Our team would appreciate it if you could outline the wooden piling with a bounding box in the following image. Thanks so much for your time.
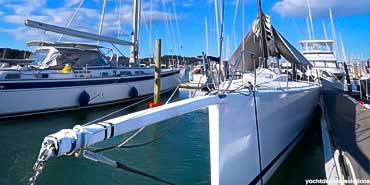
[154,39,161,105]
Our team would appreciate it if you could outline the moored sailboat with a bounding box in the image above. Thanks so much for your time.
[30,1,320,184]
[0,1,181,118]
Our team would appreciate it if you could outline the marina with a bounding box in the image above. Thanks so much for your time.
[0,90,325,185]
[0,0,369,185]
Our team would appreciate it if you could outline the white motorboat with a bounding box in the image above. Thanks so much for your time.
[0,1,182,118]
[31,1,320,184]
[300,40,345,78]
[299,40,350,90]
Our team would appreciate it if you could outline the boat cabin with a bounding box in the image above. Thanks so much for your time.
[0,41,159,81]
[29,47,110,70]
[299,40,338,69]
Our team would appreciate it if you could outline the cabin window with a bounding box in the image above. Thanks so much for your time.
[29,49,50,66]
[101,72,109,77]
[4,73,20,79]
[134,71,144,75]
[55,49,109,68]
[120,71,132,76]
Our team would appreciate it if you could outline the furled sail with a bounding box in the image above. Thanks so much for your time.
[229,12,312,72]
[272,27,312,66]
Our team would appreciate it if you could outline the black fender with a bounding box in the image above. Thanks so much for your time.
[79,90,90,106]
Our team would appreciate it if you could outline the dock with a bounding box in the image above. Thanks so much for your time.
[322,92,370,181]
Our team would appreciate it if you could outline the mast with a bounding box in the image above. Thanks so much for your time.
[214,0,220,54]
[149,0,153,60]
[306,17,312,40]
[205,17,209,54]
[97,0,107,46]
[322,21,328,40]
[329,8,339,58]
[257,0,268,67]
[241,0,245,71]
[58,0,85,42]
[340,34,348,64]
[218,0,225,80]
[130,0,141,66]
[306,0,315,39]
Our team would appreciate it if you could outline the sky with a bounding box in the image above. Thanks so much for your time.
[0,0,369,60]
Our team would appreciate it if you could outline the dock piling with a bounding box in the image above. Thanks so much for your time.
[154,39,161,105]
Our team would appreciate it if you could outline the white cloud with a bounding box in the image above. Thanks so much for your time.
[273,0,370,17]
[0,0,181,42]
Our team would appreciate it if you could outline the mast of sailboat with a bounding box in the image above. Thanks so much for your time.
[306,0,315,39]
[130,0,141,66]
[329,8,339,59]
[58,0,85,42]
[306,17,312,40]
[322,21,328,40]
[205,17,209,54]
[257,0,268,68]
[214,0,220,54]
[218,0,226,80]
[241,0,245,72]
[340,34,348,64]
[97,0,107,46]
[322,21,330,51]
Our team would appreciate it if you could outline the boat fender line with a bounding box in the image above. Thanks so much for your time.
[79,90,90,106]
[129,86,139,98]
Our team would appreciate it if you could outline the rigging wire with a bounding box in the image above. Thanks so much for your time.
[58,0,85,41]
[167,2,178,54]
[82,95,154,126]
[84,87,183,184]
[232,0,239,31]
[252,56,264,185]
[88,85,182,152]
[89,115,181,152]
[171,1,183,50]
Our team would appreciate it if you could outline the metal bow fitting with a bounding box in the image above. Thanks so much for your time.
[29,140,56,185]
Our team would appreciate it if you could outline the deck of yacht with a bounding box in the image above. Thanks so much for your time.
[323,92,370,180]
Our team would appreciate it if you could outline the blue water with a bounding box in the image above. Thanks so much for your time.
[0,90,324,185]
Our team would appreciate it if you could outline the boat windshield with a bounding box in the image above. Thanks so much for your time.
[29,49,50,66]
[301,42,333,53]
[55,48,109,68]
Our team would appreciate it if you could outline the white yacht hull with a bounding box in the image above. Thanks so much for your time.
[38,81,320,185]
[0,71,181,118]
[210,85,320,184]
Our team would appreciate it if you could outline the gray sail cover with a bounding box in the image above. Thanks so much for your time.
[229,15,312,71]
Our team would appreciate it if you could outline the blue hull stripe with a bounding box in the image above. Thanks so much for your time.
[0,71,179,90]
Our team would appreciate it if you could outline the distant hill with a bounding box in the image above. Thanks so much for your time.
[140,55,201,66]
[0,48,31,59]
[109,54,201,67]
